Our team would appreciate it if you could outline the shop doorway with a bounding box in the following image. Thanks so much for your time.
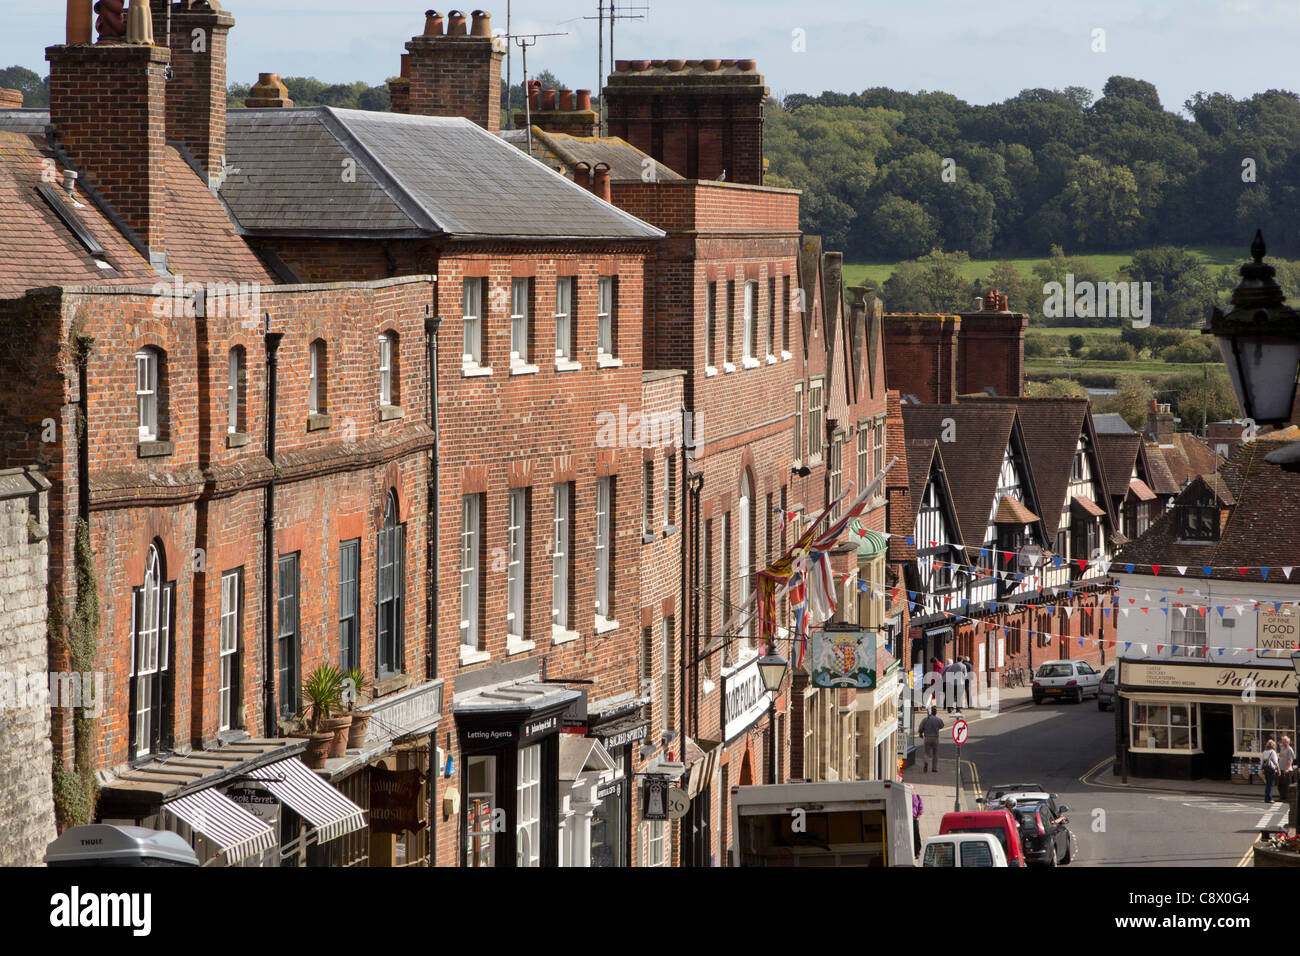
[1202,705,1233,781]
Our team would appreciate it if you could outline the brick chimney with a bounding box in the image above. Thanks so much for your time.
[957,288,1028,398]
[515,86,599,138]
[149,1,235,183]
[604,59,767,184]
[47,0,170,264]
[881,312,962,404]
[0,88,23,109]
[1147,400,1176,444]
[404,9,506,133]
[389,54,412,114]
[244,73,294,108]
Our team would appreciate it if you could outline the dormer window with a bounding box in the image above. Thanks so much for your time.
[1176,502,1219,541]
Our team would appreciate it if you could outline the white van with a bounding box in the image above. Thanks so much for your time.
[920,833,1008,867]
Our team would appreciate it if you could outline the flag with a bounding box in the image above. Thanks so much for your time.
[806,550,837,625]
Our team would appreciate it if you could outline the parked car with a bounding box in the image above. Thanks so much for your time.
[981,782,1045,806]
[1001,791,1072,866]
[1032,659,1102,704]
[938,810,1027,867]
[920,833,1008,867]
[1097,665,1117,710]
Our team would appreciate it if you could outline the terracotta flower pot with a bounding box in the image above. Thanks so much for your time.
[300,732,334,769]
[346,711,372,750]
[322,714,352,758]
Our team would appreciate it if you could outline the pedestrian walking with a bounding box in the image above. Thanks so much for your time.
[962,656,975,707]
[942,659,961,713]
[918,706,944,773]
[1262,739,1280,804]
[1279,736,1295,804]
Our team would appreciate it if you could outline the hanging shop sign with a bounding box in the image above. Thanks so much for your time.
[227,785,279,825]
[810,628,877,689]
[724,657,772,743]
[369,767,425,834]
[642,775,669,821]
[521,714,559,743]
[1257,607,1299,651]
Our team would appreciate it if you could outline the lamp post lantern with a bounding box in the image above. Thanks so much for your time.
[758,646,789,784]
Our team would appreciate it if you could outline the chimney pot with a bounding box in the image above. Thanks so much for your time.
[665,59,686,71]
[68,0,94,44]
[974,297,984,312]
[593,162,611,203]
[446,9,467,35]
[93,0,126,42]
[124,0,155,45]
[400,53,411,78]
[0,88,23,109]
[575,89,591,110]
[541,88,556,110]
[527,82,539,110]
[573,161,592,187]
[423,10,444,36]
[558,89,574,110]
[649,59,665,67]
[614,59,630,72]
[470,9,492,37]
[245,72,294,108]
[737,59,757,71]
[630,60,650,71]
[63,169,78,197]
[720,58,737,67]
[701,59,721,71]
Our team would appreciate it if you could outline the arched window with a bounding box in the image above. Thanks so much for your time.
[377,490,405,677]
[130,543,173,759]
[739,471,753,643]
[227,346,245,434]
[379,332,398,406]
[309,339,327,415]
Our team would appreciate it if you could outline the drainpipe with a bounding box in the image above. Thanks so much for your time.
[425,280,441,868]
[263,325,284,737]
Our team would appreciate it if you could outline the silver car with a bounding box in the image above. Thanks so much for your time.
[1032,659,1102,704]
[1097,665,1117,711]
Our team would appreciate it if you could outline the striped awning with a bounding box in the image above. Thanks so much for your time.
[166,788,276,865]
[247,758,366,843]
[686,738,721,799]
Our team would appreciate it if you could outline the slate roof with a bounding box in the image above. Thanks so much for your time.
[222,108,664,242]
[0,124,274,298]
[901,403,1022,548]
[1141,444,1182,497]
[1096,432,1141,499]
[1093,413,1135,435]
[502,127,684,183]
[1115,436,1300,583]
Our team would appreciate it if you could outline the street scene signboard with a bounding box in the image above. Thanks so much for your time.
[953,719,969,745]
[810,627,877,689]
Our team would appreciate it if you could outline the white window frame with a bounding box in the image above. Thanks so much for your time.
[379,333,394,406]
[510,278,537,374]
[507,487,530,649]
[808,379,824,463]
[460,495,481,651]
[595,477,613,624]
[309,341,322,415]
[723,281,736,373]
[552,483,573,639]
[793,383,804,464]
[1171,607,1208,657]
[136,349,158,442]
[742,280,759,368]
[738,474,752,642]
[133,544,170,757]
[857,421,870,493]
[226,348,241,434]
[766,276,778,363]
[597,276,620,366]
[554,277,578,369]
[516,744,541,867]
[219,569,240,732]
[1234,704,1296,757]
[644,819,667,867]
[1129,700,1201,754]
[720,510,731,661]
[462,278,488,373]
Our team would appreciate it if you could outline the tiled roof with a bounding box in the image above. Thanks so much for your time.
[503,127,684,183]
[1141,444,1182,496]
[904,438,938,520]
[222,108,664,241]
[162,151,277,285]
[1096,432,1141,497]
[1093,412,1136,435]
[1071,494,1105,517]
[901,403,1019,548]
[995,496,1039,524]
[1129,478,1156,502]
[1116,436,1300,582]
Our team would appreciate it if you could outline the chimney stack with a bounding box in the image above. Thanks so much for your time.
[48,1,170,263]
[0,88,23,109]
[389,53,412,113]
[244,73,294,108]
[150,0,236,183]
[514,85,600,138]
[404,8,505,133]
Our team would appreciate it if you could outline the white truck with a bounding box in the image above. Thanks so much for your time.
[730,780,916,867]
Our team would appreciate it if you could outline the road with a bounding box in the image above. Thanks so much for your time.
[950,696,1278,866]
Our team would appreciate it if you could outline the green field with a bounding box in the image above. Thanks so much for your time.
[842,245,1242,289]
[1023,326,1215,388]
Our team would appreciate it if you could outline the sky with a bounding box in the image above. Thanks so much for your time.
[6,1,1300,112]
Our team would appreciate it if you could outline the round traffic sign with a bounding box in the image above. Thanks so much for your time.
[952,718,969,745]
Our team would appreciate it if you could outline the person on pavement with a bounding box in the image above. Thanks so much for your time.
[962,657,975,707]
[1261,739,1280,804]
[1279,736,1295,804]
[942,659,961,713]
[918,706,944,772]
[910,779,923,858]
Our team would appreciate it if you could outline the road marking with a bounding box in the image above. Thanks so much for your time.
[1237,843,1255,867]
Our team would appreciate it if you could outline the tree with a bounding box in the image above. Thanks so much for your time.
[1060,155,1141,247]
[1163,368,1237,431]
[880,250,972,313]
[864,196,936,259]
[1028,378,1089,398]
[1122,247,1219,328]
[1068,334,1085,356]
[0,65,48,107]
[1093,374,1155,430]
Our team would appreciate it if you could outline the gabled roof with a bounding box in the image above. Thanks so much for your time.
[901,403,1022,548]
[1096,432,1141,499]
[1093,413,1135,435]
[502,127,684,184]
[1116,437,1300,582]
[904,438,964,548]
[222,107,664,242]
[0,125,274,298]
[1141,443,1181,496]
[1165,433,1222,486]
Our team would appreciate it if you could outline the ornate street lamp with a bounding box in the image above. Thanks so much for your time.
[1205,231,1300,427]
[758,646,789,784]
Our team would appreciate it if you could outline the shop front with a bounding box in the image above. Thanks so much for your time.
[454,672,581,867]
[560,692,648,867]
[1117,659,1299,782]
[856,663,900,781]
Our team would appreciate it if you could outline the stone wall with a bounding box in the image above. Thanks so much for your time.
[0,466,56,866]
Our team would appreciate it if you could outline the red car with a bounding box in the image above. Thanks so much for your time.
[938,810,1027,867]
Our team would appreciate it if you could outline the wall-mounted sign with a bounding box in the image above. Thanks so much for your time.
[227,785,279,825]
[724,657,772,743]
[1123,661,1297,695]
[599,722,648,750]
[1257,607,1299,651]
[642,775,668,821]
[810,628,877,689]
[665,786,690,820]
[521,715,559,743]
[370,767,425,834]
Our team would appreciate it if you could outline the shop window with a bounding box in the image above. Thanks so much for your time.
[516,744,542,867]
[1130,701,1200,752]
[130,543,174,759]
[218,568,242,732]
[465,755,497,867]
[377,491,405,676]
[1234,705,1296,756]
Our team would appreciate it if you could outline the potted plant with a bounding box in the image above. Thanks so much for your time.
[341,667,372,750]
[299,664,349,766]
[1253,830,1300,867]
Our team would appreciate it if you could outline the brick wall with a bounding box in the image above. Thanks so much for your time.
[0,466,56,866]
[405,34,504,134]
[882,314,961,404]
[151,1,235,182]
[957,311,1028,399]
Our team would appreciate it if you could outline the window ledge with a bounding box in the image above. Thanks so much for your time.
[662,524,678,538]
[705,365,717,378]
[765,354,778,365]
[506,636,536,656]
[781,350,793,361]
[510,362,540,376]
[723,362,737,374]
[555,359,583,372]
[307,413,332,432]
[379,404,404,421]
[594,615,620,635]
[597,354,624,369]
[226,431,250,448]
[371,673,410,699]
[808,454,823,468]
[462,364,494,378]
[138,440,174,459]
[742,356,761,370]
[459,645,490,666]
[552,627,580,646]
